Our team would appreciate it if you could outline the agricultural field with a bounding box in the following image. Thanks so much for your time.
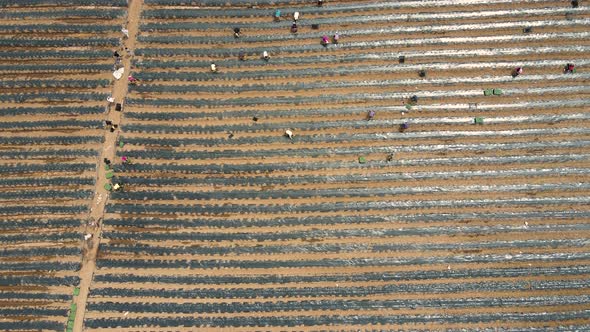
[0,0,127,331]
[1,0,590,331]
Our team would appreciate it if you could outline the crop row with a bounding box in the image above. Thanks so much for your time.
[0,93,107,103]
[101,223,590,243]
[91,278,590,299]
[0,232,82,244]
[131,59,590,82]
[122,113,590,133]
[0,205,87,216]
[0,150,99,160]
[0,163,95,173]
[133,45,590,69]
[119,127,590,148]
[0,63,112,73]
[111,183,590,202]
[101,238,588,256]
[0,50,112,59]
[0,307,67,316]
[0,135,103,145]
[88,295,590,314]
[0,261,80,271]
[129,73,590,95]
[0,79,110,88]
[142,0,538,17]
[0,177,94,188]
[0,24,120,32]
[115,140,590,160]
[113,153,590,174]
[106,196,590,215]
[1,106,104,117]
[0,189,93,200]
[0,275,79,286]
[103,210,590,230]
[0,119,103,129]
[141,6,587,24]
[0,247,80,257]
[0,321,63,332]
[144,0,486,13]
[0,291,70,301]
[138,19,590,45]
[0,37,119,47]
[0,218,83,229]
[0,0,126,7]
[81,310,590,328]
[136,31,590,57]
[122,97,590,121]
[0,9,124,19]
[97,252,590,270]
[127,86,590,107]
[116,167,589,187]
[93,265,590,285]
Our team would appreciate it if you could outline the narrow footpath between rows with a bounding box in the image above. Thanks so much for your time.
[73,1,143,331]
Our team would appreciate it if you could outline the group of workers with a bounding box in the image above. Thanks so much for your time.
[512,64,575,77]
[213,8,341,72]
[207,0,581,163]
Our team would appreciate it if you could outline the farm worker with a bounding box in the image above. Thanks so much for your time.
[285,129,293,140]
[113,183,121,191]
[512,67,523,77]
[121,28,129,38]
[321,35,330,46]
[565,63,575,73]
[333,33,340,43]
[107,96,115,103]
[128,75,137,84]
[367,110,375,120]
[274,9,281,21]
[318,0,324,7]
[233,27,241,38]
[210,63,217,72]
[293,11,299,21]
[263,51,270,61]
[291,23,298,33]
[121,156,129,163]
[238,51,246,61]
[399,122,409,132]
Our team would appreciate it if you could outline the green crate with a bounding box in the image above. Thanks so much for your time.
[358,156,366,164]
[474,117,484,125]
[70,303,77,312]
[105,172,114,179]
[483,89,493,96]
[67,321,74,329]
[104,183,112,191]
[119,141,124,148]
[73,287,80,296]
[104,164,110,171]
[493,88,503,95]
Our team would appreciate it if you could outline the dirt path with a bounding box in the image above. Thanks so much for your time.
[72,1,143,331]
